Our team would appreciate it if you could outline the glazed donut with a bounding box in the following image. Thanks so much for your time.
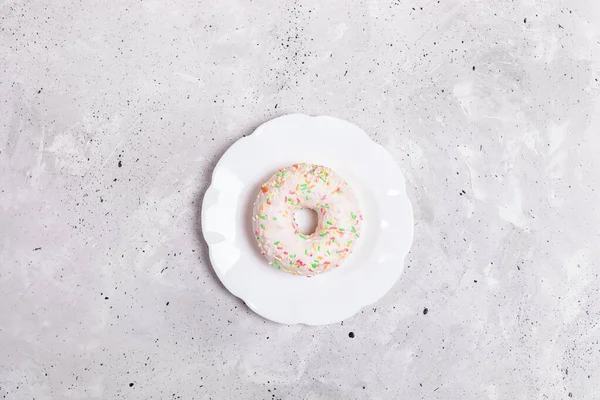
[252,163,363,276]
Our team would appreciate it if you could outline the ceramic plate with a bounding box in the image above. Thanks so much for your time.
[201,114,413,325]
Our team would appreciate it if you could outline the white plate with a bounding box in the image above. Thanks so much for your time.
[201,114,413,325]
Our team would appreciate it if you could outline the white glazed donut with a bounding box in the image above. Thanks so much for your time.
[252,163,363,276]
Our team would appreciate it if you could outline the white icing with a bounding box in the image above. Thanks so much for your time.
[252,163,363,276]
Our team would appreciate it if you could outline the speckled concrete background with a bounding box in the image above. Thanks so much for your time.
[1,0,600,398]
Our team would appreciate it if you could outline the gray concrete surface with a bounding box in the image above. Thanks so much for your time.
[1,0,600,398]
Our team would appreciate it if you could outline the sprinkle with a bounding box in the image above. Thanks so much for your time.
[266,197,271,204]
[350,212,357,220]
[259,213,267,220]
[326,221,333,225]
[305,249,308,255]
[261,224,266,229]
[275,183,281,188]
[320,177,326,182]
[319,233,327,237]
[274,241,280,245]
[261,186,268,193]
[273,217,277,220]
[305,196,309,200]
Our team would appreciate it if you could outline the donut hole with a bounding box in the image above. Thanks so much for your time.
[294,208,319,235]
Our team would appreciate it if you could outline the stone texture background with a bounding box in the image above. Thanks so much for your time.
[1,0,600,398]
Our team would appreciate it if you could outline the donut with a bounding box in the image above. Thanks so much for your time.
[252,163,363,276]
